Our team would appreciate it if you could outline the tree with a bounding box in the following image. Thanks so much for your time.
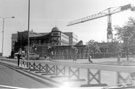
[115,18,135,61]
[86,40,101,58]
[111,40,123,62]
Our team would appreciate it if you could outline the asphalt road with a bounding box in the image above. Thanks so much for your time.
[0,63,50,88]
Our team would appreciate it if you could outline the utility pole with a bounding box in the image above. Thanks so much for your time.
[27,0,30,63]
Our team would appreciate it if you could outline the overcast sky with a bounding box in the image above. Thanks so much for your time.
[0,0,135,56]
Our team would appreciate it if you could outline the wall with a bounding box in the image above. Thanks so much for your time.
[34,45,116,60]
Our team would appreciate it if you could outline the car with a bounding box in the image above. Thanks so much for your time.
[26,53,39,60]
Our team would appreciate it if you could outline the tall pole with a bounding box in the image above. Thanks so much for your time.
[107,8,113,42]
[2,18,4,56]
[27,0,30,61]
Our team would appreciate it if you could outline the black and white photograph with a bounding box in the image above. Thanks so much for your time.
[0,0,135,89]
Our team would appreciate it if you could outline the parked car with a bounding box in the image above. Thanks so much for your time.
[26,53,39,60]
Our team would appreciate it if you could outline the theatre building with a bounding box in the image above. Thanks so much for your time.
[11,27,78,53]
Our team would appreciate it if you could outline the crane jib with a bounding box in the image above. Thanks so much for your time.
[67,4,133,26]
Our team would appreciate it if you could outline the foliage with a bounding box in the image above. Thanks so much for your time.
[115,18,135,41]
[115,18,135,56]
[111,40,122,56]
[86,40,101,54]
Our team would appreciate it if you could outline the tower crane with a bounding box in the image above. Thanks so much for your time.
[67,4,135,42]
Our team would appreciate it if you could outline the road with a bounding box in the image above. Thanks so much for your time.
[0,63,50,88]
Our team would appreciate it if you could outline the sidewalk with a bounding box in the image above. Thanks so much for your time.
[1,57,135,67]
[0,57,27,68]
[53,57,135,66]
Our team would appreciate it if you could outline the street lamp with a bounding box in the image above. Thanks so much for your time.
[0,16,15,56]
[27,0,30,66]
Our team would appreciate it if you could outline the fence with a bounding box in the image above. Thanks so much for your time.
[35,45,117,60]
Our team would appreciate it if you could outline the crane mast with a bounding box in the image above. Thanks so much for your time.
[107,8,113,42]
[67,4,134,42]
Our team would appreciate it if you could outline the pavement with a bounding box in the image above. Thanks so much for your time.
[53,57,135,66]
[1,56,135,65]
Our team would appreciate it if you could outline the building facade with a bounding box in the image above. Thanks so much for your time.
[11,27,78,53]
[63,32,78,45]
[11,33,18,50]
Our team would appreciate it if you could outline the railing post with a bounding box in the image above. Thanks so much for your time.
[81,69,107,87]
[68,66,85,81]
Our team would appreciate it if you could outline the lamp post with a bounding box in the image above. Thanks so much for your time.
[0,16,15,56]
[27,0,30,61]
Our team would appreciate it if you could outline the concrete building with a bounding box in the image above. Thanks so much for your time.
[11,27,78,52]
[64,32,78,45]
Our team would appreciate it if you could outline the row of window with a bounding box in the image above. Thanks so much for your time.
[61,32,69,39]
[51,32,60,36]
[60,38,69,45]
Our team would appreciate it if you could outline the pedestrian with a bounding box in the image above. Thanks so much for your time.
[44,55,47,59]
[72,46,78,62]
[117,54,121,64]
[17,48,22,67]
[47,46,53,61]
[21,50,25,64]
[88,55,93,63]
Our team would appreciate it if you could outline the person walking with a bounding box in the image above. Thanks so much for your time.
[88,54,93,63]
[17,48,22,67]
[72,46,78,62]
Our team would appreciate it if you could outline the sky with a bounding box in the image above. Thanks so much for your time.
[0,0,135,56]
